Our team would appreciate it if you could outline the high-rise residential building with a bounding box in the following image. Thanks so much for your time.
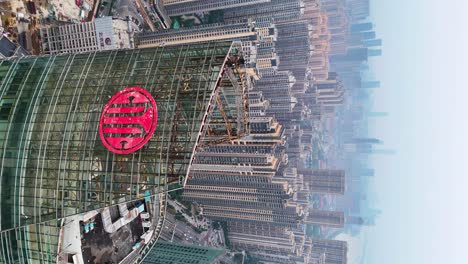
[182,118,308,255]
[275,20,313,79]
[313,73,345,107]
[224,0,306,23]
[254,71,295,104]
[321,0,349,56]
[248,92,270,117]
[305,210,345,227]
[136,19,261,48]
[358,31,376,40]
[310,252,327,264]
[298,168,346,194]
[163,0,271,16]
[136,19,279,73]
[311,238,348,264]
[368,49,382,57]
[229,232,297,256]
[346,0,370,21]
[364,38,382,47]
[350,22,373,33]
[331,47,368,64]
[39,17,135,55]
[0,41,247,263]
[140,241,225,264]
[152,0,173,29]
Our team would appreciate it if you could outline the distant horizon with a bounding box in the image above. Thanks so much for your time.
[361,0,468,263]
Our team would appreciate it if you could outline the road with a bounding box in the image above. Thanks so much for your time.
[134,0,156,31]
[167,199,207,228]
[160,212,205,245]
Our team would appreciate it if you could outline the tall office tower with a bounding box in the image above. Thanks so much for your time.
[224,0,306,23]
[0,41,248,263]
[305,210,345,227]
[140,241,225,264]
[311,238,348,264]
[137,19,258,48]
[40,17,135,55]
[298,168,346,194]
[163,0,271,16]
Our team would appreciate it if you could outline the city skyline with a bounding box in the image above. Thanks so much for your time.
[3,0,464,263]
[354,1,468,264]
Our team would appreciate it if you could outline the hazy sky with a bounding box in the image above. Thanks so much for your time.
[362,0,468,263]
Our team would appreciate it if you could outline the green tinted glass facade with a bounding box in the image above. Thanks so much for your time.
[0,42,247,263]
[141,241,225,264]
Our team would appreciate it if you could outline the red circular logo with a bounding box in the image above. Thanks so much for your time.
[99,87,158,154]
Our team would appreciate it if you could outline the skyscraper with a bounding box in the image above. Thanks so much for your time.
[137,20,258,48]
[140,241,225,264]
[305,210,345,228]
[163,0,270,16]
[311,238,348,264]
[298,168,346,194]
[224,0,306,23]
[0,41,247,263]
[350,22,373,33]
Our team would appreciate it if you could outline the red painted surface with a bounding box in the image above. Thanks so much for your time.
[99,87,158,154]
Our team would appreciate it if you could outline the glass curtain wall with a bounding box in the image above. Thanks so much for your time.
[0,41,245,263]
